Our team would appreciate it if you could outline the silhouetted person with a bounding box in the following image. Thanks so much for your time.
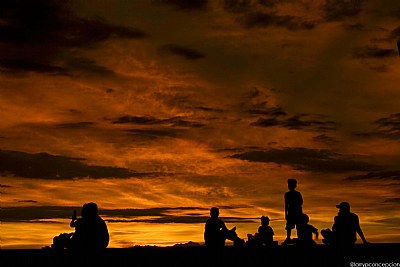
[296,214,318,246]
[70,202,109,251]
[256,216,274,246]
[204,207,229,249]
[332,202,368,247]
[283,178,303,244]
[204,207,229,266]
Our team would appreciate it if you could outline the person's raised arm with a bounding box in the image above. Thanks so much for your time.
[70,210,77,227]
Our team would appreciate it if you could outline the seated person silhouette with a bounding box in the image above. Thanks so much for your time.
[204,207,229,249]
[283,178,303,244]
[248,216,274,246]
[70,202,109,251]
[321,202,368,247]
[332,202,368,247]
[296,214,318,246]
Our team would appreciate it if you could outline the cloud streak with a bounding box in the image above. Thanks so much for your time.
[323,0,364,21]
[252,114,339,132]
[0,150,153,179]
[354,113,400,140]
[239,11,315,30]
[1,206,255,224]
[346,170,400,181]
[230,147,379,173]
[113,116,204,128]
[159,44,205,60]
[0,0,147,75]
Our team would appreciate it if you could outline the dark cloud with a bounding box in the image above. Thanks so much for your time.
[257,0,280,8]
[0,184,12,188]
[126,128,184,139]
[374,113,400,139]
[384,198,400,204]
[353,46,398,58]
[323,0,364,21]
[0,0,147,74]
[0,0,146,45]
[107,216,255,224]
[345,23,364,31]
[159,44,205,60]
[247,107,287,116]
[389,26,400,41]
[0,150,153,179]
[252,114,339,132]
[230,147,379,173]
[1,206,255,224]
[0,59,67,75]
[346,170,400,181]
[239,11,315,30]
[193,106,224,113]
[354,113,400,140]
[114,116,204,128]
[18,200,38,203]
[154,0,208,11]
[313,134,339,144]
[63,57,116,76]
[372,218,400,227]
[55,122,95,129]
[224,0,251,13]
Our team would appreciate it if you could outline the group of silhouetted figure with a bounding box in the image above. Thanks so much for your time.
[52,178,368,252]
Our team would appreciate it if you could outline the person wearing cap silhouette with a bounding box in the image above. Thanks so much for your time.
[332,202,368,246]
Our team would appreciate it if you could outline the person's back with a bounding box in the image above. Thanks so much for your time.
[333,212,358,245]
[79,202,109,250]
[297,214,318,246]
[81,215,109,249]
[258,225,274,245]
[332,202,368,247]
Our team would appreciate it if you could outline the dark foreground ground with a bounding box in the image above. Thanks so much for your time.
[1,244,399,267]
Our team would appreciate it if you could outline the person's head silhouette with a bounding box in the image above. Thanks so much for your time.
[210,207,219,219]
[302,214,310,224]
[85,202,99,218]
[261,216,270,226]
[336,201,350,214]
[288,178,297,190]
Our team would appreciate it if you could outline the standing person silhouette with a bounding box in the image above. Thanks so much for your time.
[283,178,303,244]
[332,202,368,247]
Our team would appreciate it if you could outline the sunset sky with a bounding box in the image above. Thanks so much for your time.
[1,0,400,248]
